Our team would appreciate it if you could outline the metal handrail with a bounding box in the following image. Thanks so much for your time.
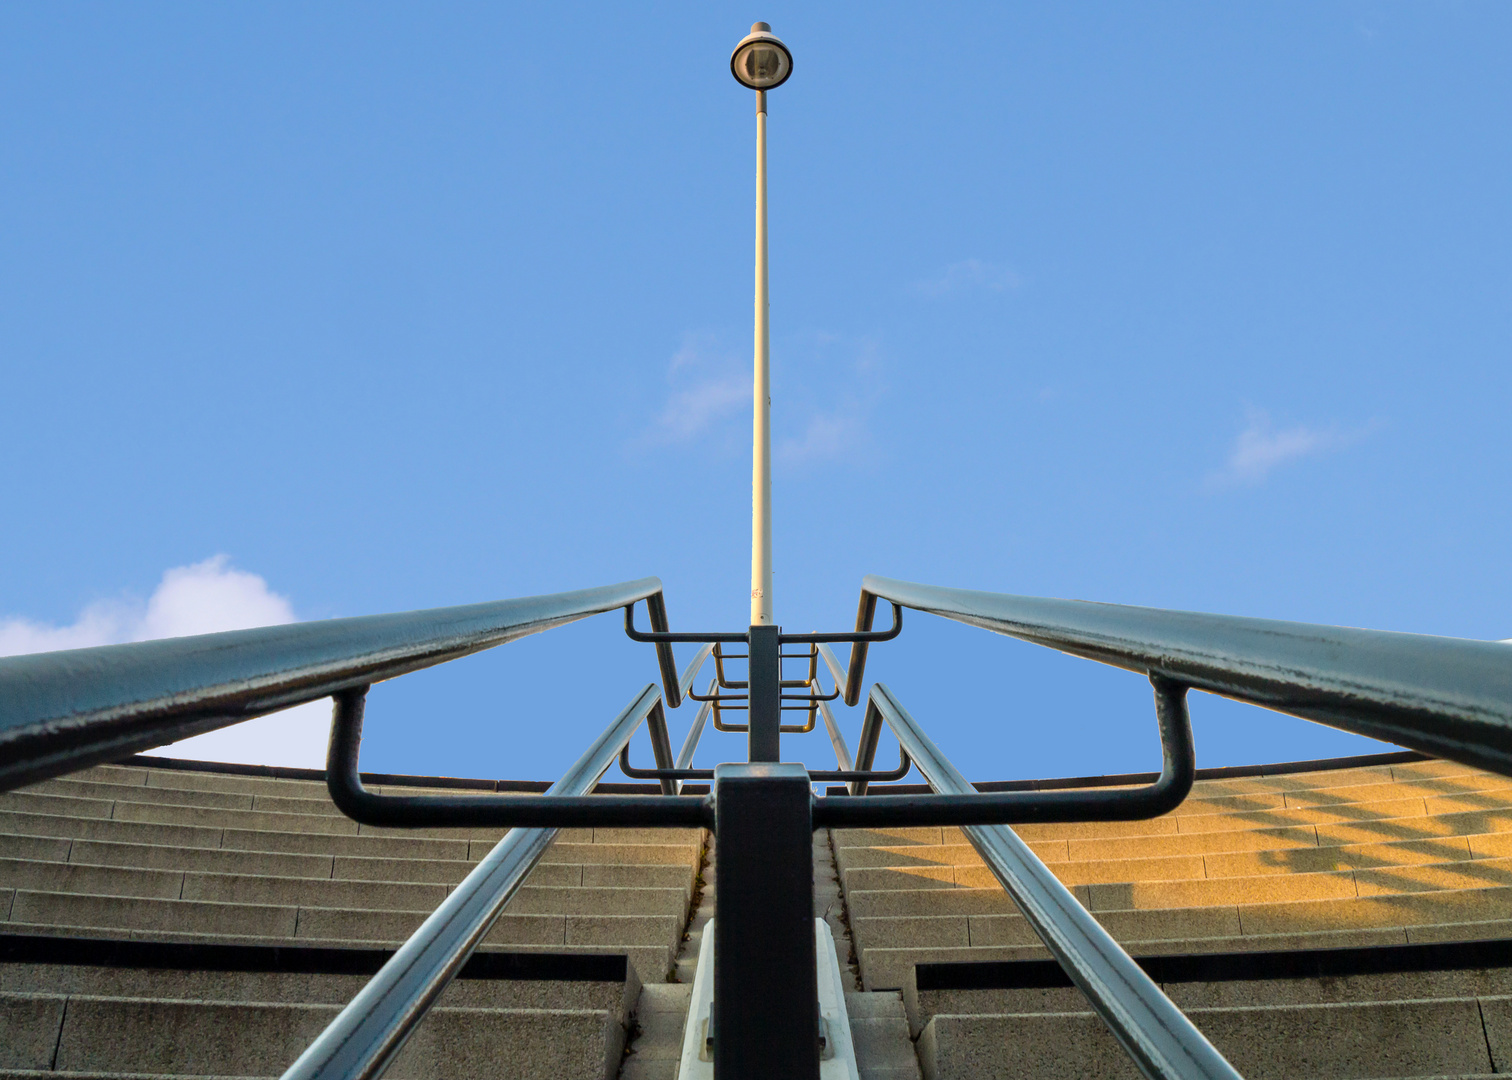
[847,682,1241,1080]
[672,648,715,794]
[814,646,853,771]
[617,738,911,783]
[816,677,1194,824]
[857,575,1512,776]
[0,578,680,792]
[676,692,713,773]
[282,684,693,1080]
[327,687,706,826]
[678,642,715,701]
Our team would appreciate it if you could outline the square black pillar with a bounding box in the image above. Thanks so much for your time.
[712,762,818,1080]
[746,624,782,763]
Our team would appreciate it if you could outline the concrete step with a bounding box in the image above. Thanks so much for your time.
[855,915,1512,991]
[620,981,692,1080]
[0,812,464,860]
[91,764,328,798]
[6,887,685,942]
[671,838,713,986]
[839,806,1512,868]
[540,842,703,868]
[815,831,859,990]
[332,853,694,889]
[846,991,921,1080]
[833,777,1512,852]
[1,923,673,986]
[0,960,635,1013]
[0,814,701,867]
[850,857,1512,919]
[853,883,1512,958]
[0,991,622,1079]
[0,837,72,864]
[0,858,450,910]
[25,780,263,812]
[0,855,691,913]
[21,777,365,820]
[916,994,1509,1080]
[904,954,1512,1035]
[834,797,1435,845]
[1192,761,1481,796]
[842,834,1498,894]
[51,840,332,880]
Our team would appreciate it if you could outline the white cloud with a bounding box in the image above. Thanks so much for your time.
[777,411,865,465]
[775,334,884,467]
[1207,410,1370,489]
[653,375,750,441]
[914,259,1020,297]
[0,556,329,769]
[0,600,135,656]
[641,330,885,466]
[641,333,750,445]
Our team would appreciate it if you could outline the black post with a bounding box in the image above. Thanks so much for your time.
[712,763,819,1080]
[746,624,782,763]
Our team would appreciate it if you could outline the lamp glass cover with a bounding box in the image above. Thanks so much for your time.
[733,41,791,89]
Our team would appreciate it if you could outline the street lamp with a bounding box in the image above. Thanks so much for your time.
[732,22,791,628]
[730,23,793,92]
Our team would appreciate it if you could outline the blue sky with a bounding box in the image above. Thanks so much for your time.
[2,4,1508,783]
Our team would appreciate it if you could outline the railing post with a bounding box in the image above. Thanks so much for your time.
[746,624,782,762]
[713,762,818,1080]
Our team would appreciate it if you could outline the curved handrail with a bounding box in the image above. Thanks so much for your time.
[859,575,1512,776]
[816,676,1193,826]
[0,577,672,792]
[326,686,708,827]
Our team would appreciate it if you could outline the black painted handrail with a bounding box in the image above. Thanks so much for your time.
[855,575,1512,776]
[815,677,1193,825]
[327,686,707,827]
[0,578,680,792]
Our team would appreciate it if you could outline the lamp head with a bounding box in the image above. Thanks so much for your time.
[730,22,793,91]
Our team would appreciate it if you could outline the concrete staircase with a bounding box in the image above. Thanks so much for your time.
[835,755,1512,1079]
[0,759,706,1080]
[617,826,921,1080]
[9,751,1512,1078]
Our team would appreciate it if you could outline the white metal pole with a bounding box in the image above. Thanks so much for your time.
[750,89,773,627]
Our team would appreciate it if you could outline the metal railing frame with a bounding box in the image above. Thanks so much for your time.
[851,681,1240,1080]
[6,572,1512,1080]
[284,683,685,1080]
[840,575,1512,776]
[326,685,706,827]
[0,578,683,793]
[813,671,1194,822]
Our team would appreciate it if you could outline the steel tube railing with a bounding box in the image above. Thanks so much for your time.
[325,687,707,828]
[676,694,713,771]
[282,683,690,1080]
[0,578,675,792]
[853,683,1242,1080]
[670,647,715,794]
[819,678,1194,823]
[860,575,1512,777]
[678,642,715,701]
[814,646,854,771]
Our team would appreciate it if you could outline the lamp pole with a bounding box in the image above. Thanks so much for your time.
[731,22,792,629]
[751,82,772,626]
